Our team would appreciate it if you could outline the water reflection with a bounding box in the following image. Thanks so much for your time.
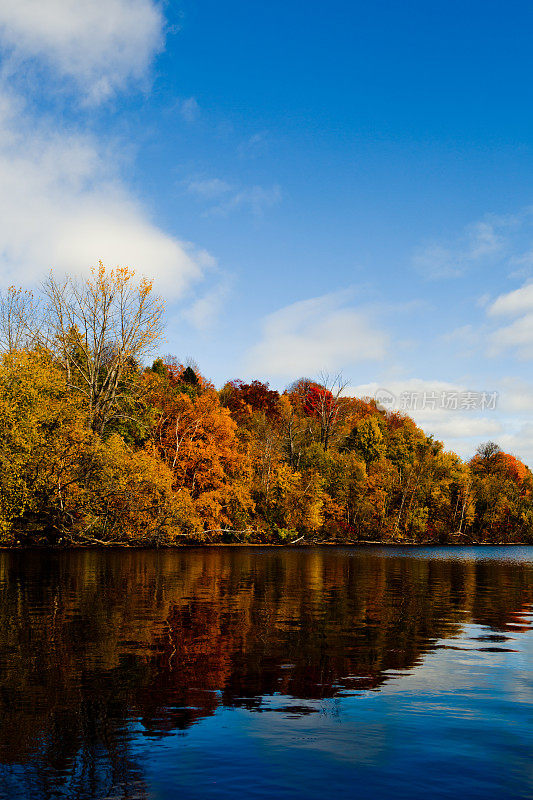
[0,546,532,799]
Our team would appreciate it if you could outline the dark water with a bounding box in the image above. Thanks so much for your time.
[0,547,532,800]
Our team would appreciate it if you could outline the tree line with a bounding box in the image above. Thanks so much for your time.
[0,265,531,546]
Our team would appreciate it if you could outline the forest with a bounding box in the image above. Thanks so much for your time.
[0,264,532,547]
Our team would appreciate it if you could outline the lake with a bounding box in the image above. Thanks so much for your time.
[0,546,532,799]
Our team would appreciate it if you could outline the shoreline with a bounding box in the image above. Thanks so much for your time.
[1,541,532,551]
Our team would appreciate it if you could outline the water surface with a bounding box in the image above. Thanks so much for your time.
[0,546,532,799]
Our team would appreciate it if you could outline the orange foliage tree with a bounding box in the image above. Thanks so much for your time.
[144,365,253,539]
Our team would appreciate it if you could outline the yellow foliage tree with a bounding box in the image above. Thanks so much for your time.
[0,349,85,539]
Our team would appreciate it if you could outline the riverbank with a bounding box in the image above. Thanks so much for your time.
[2,538,532,550]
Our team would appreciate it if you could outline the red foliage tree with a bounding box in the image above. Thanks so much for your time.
[470,442,530,486]
[303,384,334,419]
[223,380,280,419]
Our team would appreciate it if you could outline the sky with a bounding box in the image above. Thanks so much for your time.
[1,0,533,463]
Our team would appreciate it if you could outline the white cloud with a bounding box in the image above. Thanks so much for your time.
[467,220,502,259]
[499,377,533,413]
[489,317,533,358]
[183,277,232,331]
[186,178,232,199]
[0,0,164,103]
[179,97,200,123]
[489,282,533,316]
[237,132,268,159]
[247,291,388,378]
[412,243,462,279]
[441,324,482,350]
[487,281,533,358]
[508,249,533,280]
[186,177,281,217]
[413,218,503,280]
[211,185,281,217]
[413,206,533,283]
[498,423,533,462]
[420,416,502,440]
[0,89,211,297]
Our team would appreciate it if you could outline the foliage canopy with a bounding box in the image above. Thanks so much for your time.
[1,266,531,546]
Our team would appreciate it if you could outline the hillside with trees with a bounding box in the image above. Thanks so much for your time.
[0,266,532,546]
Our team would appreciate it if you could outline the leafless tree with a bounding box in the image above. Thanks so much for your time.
[313,371,350,451]
[0,287,40,353]
[42,263,164,433]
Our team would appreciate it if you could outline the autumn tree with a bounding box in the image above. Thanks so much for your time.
[346,414,386,463]
[144,366,253,539]
[278,394,310,469]
[0,349,76,539]
[0,287,40,353]
[42,263,164,433]
[289,373,348,451]
[469,443,533,542]
[0,347,183,545]
[68,434,181,545]
[220,379,281,420]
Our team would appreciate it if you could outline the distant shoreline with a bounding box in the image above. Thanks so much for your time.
[2,540,532,551]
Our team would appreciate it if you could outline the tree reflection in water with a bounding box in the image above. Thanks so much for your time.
[0,547,531,798]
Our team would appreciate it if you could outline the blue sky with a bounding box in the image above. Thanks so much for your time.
[1,1,533,462]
